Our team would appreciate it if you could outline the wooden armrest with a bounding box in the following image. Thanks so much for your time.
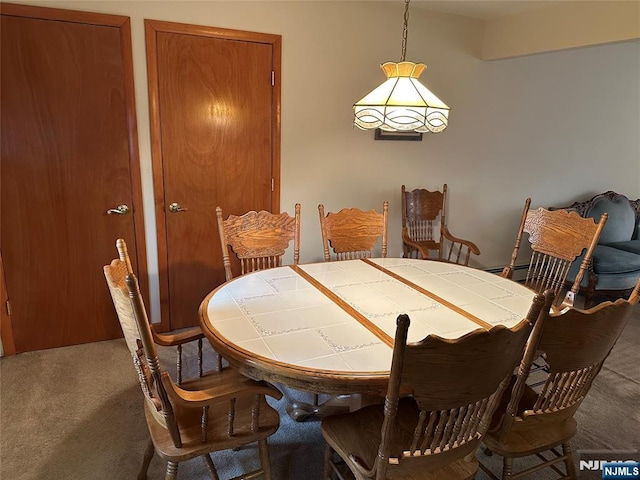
[441,226,480,255]
[161,371,282,409]
[151,326,204,346]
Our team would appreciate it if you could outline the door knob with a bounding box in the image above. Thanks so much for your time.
[169,202,188,213]
[106,204,129,215]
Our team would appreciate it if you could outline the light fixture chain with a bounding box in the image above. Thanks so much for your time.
[352,0,450,133]
[401,0,410,61]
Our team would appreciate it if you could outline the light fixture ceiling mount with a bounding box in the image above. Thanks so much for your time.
[353,0,450,134]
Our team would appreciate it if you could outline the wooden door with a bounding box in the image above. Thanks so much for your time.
[145,20,281,330]
[0,4,146,353]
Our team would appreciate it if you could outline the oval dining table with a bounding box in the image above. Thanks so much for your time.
[199,257,536,419]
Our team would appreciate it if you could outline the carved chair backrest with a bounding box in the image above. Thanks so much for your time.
[401,184,446,256]
[503,198,607,305]
[318,202,389,261]
[497,281,640,442]
[371,304,540,480]
[216,204,301,281]
[104,239,182,446]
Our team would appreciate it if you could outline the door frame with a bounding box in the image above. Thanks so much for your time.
[144,19,281,332]
[0,3,148,354]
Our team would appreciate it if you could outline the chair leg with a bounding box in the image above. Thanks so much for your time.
[584,273,597,309]
[323,444,333,480]
[137,438,155,480]
[562,443,577,479]
[165,461,178,480]
[202,454,220,480]
[258,439,273,480]
[502,457,514,479]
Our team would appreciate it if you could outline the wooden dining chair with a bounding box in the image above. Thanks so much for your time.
[216,203,320,409]
[318,202,389,261]
[481,278,640,480]
[104,238,282,480]
[322,300,542,480]
[216,203,301,281]
[502,198,608,308]
[401,184,480,266]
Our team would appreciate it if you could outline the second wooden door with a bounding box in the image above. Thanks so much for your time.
[145,20,281,330]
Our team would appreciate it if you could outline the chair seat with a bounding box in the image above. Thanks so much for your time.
[174,366,241,391]
[602,239,640,256]
[484,381,577,458]
[322,398,478,480]
[144,390,280,462]
[146,368,280,462]
[483,416,576,458]
[592,244,640,273]
[406,239,439,255]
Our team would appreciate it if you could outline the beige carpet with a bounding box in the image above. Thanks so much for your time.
[1,306,638,480]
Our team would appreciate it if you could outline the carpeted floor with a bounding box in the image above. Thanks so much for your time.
[1,305,638,480]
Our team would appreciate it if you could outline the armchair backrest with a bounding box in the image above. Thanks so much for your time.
[216,204,301,281]
[558,191,640,242]
[318,202,388,261]
[586,192,635,243]
[401,184,446,257]
[401,184,479,265]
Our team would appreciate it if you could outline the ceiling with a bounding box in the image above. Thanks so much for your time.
[412,0,560,20]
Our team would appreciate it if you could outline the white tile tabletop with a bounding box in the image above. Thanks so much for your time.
[202,258,536,375]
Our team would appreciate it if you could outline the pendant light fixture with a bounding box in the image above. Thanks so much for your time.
[353,0,450,133]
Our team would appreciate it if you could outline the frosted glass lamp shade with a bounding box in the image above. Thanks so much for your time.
[354,61,450,133]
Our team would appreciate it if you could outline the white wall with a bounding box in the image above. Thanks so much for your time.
[482,1,640,59]
[10,1,640,325]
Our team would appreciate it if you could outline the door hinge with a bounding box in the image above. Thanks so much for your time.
[271,179,275,192]
[271,71,275,86]
[5,300,11,316]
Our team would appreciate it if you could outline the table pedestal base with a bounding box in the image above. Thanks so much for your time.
[286,394,382,422]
